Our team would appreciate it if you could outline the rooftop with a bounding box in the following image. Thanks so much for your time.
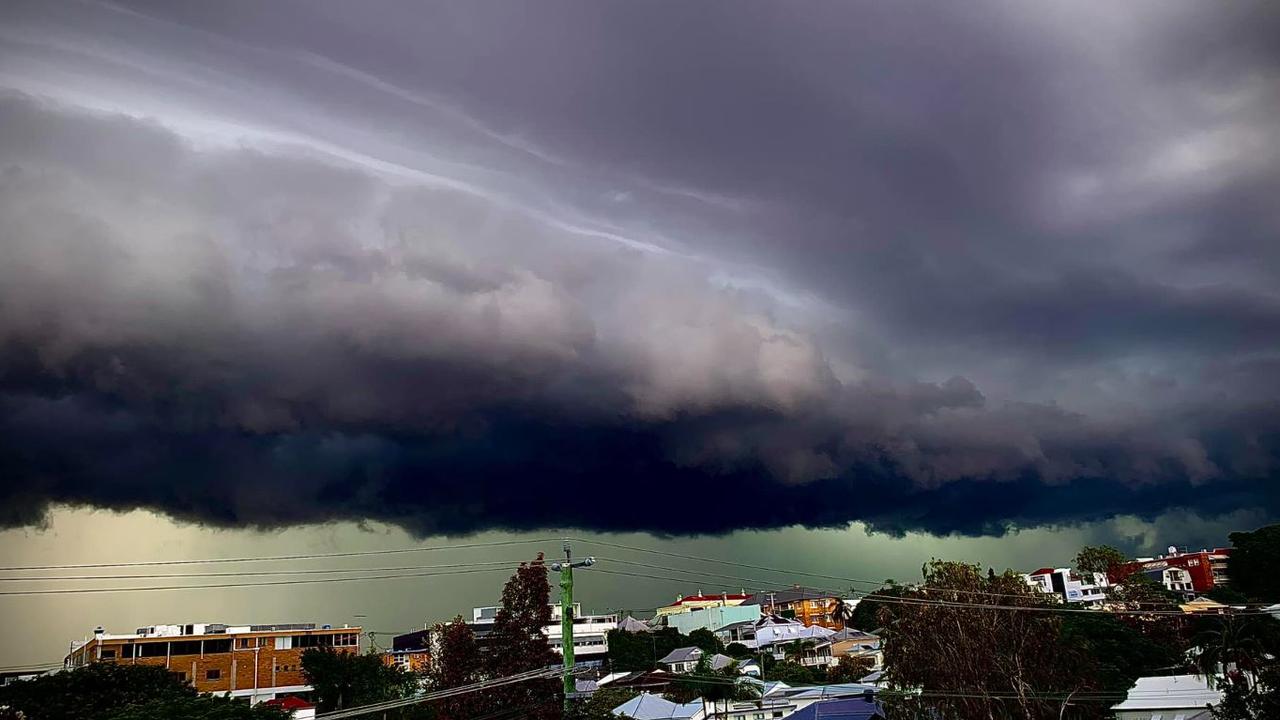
[1112,675,1223,711]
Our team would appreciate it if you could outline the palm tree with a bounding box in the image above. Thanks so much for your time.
[1194,615,1267,687]
[832,596,856,629]
[784,639,818,664]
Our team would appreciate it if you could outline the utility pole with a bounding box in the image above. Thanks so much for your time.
[550,541,595,715]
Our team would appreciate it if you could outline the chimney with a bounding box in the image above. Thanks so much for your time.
[94,626,105,637]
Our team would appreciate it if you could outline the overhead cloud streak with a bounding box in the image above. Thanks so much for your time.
[0,0,1277,536]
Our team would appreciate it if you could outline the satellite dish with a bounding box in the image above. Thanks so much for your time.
[1168,545,1178,555]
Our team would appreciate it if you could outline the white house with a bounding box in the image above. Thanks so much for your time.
[1111,675,1223,720]
[1023,567,1109,604]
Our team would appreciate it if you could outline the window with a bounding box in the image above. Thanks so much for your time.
[170,640,202,656]
[204,639,231,654]
[206,669,221,680]
[101,649,116,659]
[773,713,784,718]
[171,671,187,682]
[139,642,168,658]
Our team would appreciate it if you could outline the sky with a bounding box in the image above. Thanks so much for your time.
[0,0,1278,667]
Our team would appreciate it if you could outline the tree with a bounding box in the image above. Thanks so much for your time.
[827,655,874,684]
[687,628,724,656]
[565,687,640,720]
[831,596,856,629]
[1194,616,1269,680]
[1212,663,1280,720]
[881,560,1102,720]
[1228,525,1280,602]
[767,660,824,685]
[301,647,416,712]
[1074,545,1128,575]
[0,663,289,720]
[485,555,559,720]
[1059,612,1185,694]
[848,585,909,632]
[430,616,485,720]
[607,627,701,671]
[724,642,753,659]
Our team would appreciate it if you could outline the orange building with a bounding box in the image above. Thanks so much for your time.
[382,648,430,673]
[764,587,849,629]
[64,622,360,704]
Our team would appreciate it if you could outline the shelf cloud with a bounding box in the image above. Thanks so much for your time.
[1,0,1278,536]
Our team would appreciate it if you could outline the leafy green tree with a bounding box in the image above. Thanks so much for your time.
[1059,612,1185,694]
[301,647,417,712]
[849,585,909,631]
[606,627,697,671]
[1227,525,1280,602]
[767,660,824,685]
[881,560,1103,720]
[827,655,874,684]
[565,687,640,720]
[1212,664,1280,720]
[484,555,559,720]
[724,642,753,659]
[100,695,292,720]
[1073,545,1128,575]
[687,628,724,656]
[1194,616,1269,679]
[0,663,288,720]
[1207,586,1251,605]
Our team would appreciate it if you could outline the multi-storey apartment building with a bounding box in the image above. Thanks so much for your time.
[64,622,360,703]
[763,587,850,629]
[465,603,617,661]
[1110,546,1233,593]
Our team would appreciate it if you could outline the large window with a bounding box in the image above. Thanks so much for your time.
[139,642,168,658]
[170,640,202,656]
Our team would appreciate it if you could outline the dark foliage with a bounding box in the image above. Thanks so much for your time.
[301,648,417,712]
[1228,525,1280,602]
[0,663,289,720]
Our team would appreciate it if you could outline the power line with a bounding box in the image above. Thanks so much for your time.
[0,559,529,582]
[0,566,524,594]
[0,537,557,572]
[315,666,574,720]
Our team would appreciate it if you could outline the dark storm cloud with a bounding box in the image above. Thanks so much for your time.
[0,0,1278,535]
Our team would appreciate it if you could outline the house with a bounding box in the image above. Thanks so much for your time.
[1179,597,1230,615]
[711,681,878,720]
[262,696,317,720]
[659,647,704,673]
[618,616,658,633]
[754,616,837,669]
[612,692,706,720]
[63,621,360,704]
[463,603,616,660]
[598,669,676,693]
[714,620,759,649]
[1110,547,1233,594]
[761,588,851,629]
[1111,674,1223,720]
[668,604,762,636]
[1023,567,1110,604]
[784,697,884,720]
[657,593,754,618]
[381,648,430,673]
[830,630,882,671]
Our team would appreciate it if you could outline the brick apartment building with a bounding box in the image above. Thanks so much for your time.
[64,622,360,703]
[764,587,850,629]
[1110,547,1232,594]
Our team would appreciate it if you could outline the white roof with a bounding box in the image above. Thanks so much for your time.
[1112,675,1223,711]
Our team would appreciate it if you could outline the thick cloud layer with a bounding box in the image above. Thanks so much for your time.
[0,1,1278,536]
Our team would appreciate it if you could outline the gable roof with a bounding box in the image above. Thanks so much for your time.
[659,646,703,664]
[708,653,735,671]
[618,616,657,633]
[670,593,753,606]
[784,697,884,720]
[612,692,703,720]
[766,587,841,604]
[1112,674,1223,711]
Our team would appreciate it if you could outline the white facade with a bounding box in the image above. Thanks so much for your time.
[471,604,616,659]
[1023,568,1109,604]
[1111,675,1222,720]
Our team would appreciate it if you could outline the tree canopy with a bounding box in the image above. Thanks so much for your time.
[1073,545,1128,575]
[1227,524,1280,602]
[0,663,289,720]
[301,648,417,713]
[484,555,559,720]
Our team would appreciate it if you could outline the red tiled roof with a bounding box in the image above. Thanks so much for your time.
[1029,568,1056,576]
[673,594,752,605]
[264,696,315,710]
